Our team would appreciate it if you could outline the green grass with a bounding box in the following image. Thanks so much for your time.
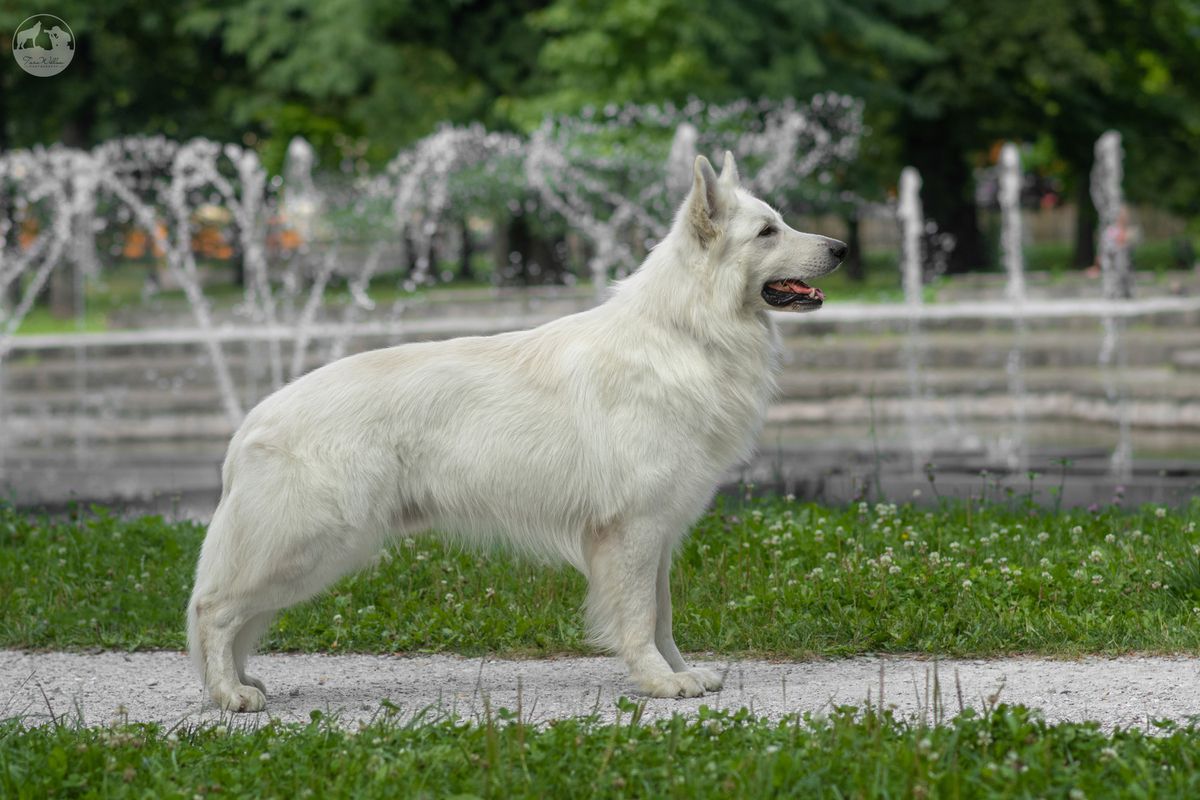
[4,704,1200,798]
[2,497,1199,657]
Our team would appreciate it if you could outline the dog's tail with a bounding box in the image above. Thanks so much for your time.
[186,584,205,683]
[187,496,232,686]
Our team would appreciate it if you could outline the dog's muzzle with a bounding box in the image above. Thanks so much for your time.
[762,279,825,311]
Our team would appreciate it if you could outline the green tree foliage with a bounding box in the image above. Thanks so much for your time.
[1,0,250,148]
[181,0,550,168]
[885,0,1200,270]
[2,0,1198,272]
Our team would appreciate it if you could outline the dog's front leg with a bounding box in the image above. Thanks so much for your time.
[586,520,710,698]
[655,546,723,691]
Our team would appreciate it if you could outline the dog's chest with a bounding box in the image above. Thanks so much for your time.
[634,332,776,466]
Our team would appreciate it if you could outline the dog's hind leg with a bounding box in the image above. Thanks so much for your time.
[188,487,365,712]
[654,546,723,691]
[188,591,266,713]
[586,520,709,698]
[233,610,275,695]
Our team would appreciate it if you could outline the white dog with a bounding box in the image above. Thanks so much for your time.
[188,152,845,712]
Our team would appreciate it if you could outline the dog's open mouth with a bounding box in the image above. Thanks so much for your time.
[762,279,825,311]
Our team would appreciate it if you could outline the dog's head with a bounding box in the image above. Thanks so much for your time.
[677,151,846,314]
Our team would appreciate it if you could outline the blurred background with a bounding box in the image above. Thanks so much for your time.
[1,0,1199,514]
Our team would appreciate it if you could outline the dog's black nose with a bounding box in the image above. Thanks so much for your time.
[828,240,848,261]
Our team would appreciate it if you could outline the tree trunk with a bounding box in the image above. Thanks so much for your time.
[843,211,865,282]
[0,66,9,151]
[458,217,474,281]
[60,37,96,148]
[496,212,568,287]
[47,39,97,317]
[1072,176,1097,268]
[904,124,988,274]
[48,256,78,318]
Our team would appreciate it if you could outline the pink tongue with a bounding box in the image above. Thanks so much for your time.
[770,280,823,300]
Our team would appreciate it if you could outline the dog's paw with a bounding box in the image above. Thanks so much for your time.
[686,666,724,692]
[637,671,706,699]
[213,683,267,713]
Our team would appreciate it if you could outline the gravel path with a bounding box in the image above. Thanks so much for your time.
[4,650,1199,731]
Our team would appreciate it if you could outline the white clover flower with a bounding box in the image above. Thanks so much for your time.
[1104,534,1115,543]
[1091,575,1103,585]
[962,579,972,589]
[332,614,344,625]
[1037,532,1050,542]
[1089,550,1104,563]
[1156,508,1167,518]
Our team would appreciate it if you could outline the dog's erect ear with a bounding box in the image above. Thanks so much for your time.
[687,155,726,245]
[718,150,739,187]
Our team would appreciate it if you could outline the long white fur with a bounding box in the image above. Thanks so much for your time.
[188,151,845,711]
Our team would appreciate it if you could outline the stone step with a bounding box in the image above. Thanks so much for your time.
[4,327,1197,393]
[5,390,1200,450]
[6,366,1200,417]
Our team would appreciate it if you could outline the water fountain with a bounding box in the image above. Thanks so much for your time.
[997,142,1028,472]
[896,167,931,473]
[526,94,864,300]
[1091,130,1133,479]
[1,110,1197,510]
[665,122,699,206]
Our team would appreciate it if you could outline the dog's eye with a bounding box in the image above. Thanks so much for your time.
[758,225,777,238]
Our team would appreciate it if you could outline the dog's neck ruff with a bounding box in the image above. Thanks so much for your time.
[609,236,771,351]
